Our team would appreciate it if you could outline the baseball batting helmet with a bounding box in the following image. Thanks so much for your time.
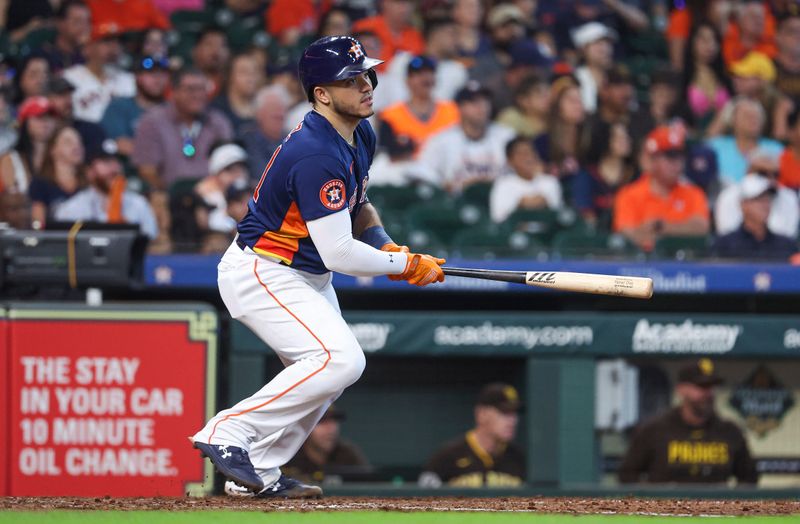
[298,36,383,102]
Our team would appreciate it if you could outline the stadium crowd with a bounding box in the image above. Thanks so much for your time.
[0,0,798,260]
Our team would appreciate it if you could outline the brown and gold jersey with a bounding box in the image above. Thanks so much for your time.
[421,431,526,487]
[618,408,758,484]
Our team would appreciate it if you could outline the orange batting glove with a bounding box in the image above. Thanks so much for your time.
[381,242,410,281]
[399,252,446,287]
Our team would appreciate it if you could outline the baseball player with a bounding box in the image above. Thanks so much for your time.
[190,36,445,498]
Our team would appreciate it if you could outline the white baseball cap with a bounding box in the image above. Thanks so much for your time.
[209,144,248,176]
[739,174,776,200]
[571,22,617,48]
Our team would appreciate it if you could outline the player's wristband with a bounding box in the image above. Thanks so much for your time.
[359,226,393,250]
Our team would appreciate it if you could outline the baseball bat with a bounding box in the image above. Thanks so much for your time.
[442,267,654,299]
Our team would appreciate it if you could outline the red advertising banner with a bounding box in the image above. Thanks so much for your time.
[7,306,217,497]
[0,309,8,496]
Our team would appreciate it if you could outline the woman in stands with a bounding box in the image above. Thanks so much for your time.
[680,21,732,134]
[534,76,588,184]
[28,125,84,227]
[0,96,56,195]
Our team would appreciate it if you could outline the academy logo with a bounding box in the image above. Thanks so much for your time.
[632,319,741,353]
[319,179,346,210]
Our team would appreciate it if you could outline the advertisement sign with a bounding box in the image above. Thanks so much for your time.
[7,305,217,497]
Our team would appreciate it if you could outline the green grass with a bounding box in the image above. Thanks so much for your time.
[1,512,800,524]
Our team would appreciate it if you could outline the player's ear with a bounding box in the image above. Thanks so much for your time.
[314,86,332,106]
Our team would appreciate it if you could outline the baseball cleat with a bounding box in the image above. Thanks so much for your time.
[224,476,323,499]
[193,441,264,493]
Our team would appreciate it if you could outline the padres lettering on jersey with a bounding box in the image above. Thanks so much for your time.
[422,431,526,487]
[237,111,376,273]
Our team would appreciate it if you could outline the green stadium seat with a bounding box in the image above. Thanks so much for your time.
[406,201,484,245]
[653,235,710,261]
[459,182,493,209]
[368,184,446,213]
[168,177,199,197]
[504,208,561,243]
[452,224,543,260]
[552,228,640,259]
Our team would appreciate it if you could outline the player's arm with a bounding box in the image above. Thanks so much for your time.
[353,202,407,253]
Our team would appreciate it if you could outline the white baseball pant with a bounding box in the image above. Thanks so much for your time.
[192,241,365,487]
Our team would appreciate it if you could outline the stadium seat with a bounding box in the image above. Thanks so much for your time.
[451,224,543,260]
[504,208,561,243]
[406,201,484,245]
[653,235,710,261]
[369,184,446,213]
[459,182,493,209]
[552,228,640,259]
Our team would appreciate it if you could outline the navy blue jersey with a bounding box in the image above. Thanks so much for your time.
[237,111,376,274]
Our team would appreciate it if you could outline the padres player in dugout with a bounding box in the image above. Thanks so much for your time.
[618,359,758,485]
[191,36,445,498]
[419,383,526,488]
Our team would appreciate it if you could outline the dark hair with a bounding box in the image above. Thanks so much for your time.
[39,125,85,187]
[14,120,36,176]
[171,66,205,87]
[546,77,585,164]
[221,52,257,94]
[513,74,548,105]
[505,135,536,159]
[195,25,228,45]
[788,107,800,130]
[316,8,351,39]
[423,16,455,39]
[681,21,732,111]
[583,121,631,166]
[12,55,49,105]
[55,0,88,20]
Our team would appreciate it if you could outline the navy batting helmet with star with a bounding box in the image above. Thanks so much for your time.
[298,36,383,102]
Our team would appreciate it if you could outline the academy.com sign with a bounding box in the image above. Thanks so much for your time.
[433,322,594,349]
[633,319,742,354]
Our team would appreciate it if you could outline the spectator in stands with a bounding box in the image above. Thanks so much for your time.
[152,0,203,17]
[317,9,352,39]
[419,383,525,488]
[715,154,799,240]
[666,0,732,70]
[100,55,170,159]
[497,75,550,139]
[38,0,91,73]
[420,81,514,193]
[87,0,169,34]
[775,14,800,104]
[706,52,779,138]
[706,97,783,186]
[63,25,136,123]
[619,359,759,485]
[191,26,230,97]
[613,124,709,252]
[28,125,85,227]
[490,136,562,223]
[351,0,425,65]
[572,22,616,114]
[469,5,528,97]
[3,0,54,44]
[0,97,57,195]
[679,22,732,133]
[378,17,467,109]
[132,68,233,190]
[451,0,491,65]
[241,84,291,182]
[534,76,587,180]
[12,56,51,106]
[552,0,646,61]
[46,76,108,161]
[630,67,681,148]
[211,52,264,139]
[283,404,370,485]
[370,131,437,186]
[779,108,800,190]
[265,0,318,48]
[575,122,634,229]
[139,27,169,59]
[722,0,777,66]
[379,56,460,155]
[195,143,248,235]
[713,174,798,259]
[55,149,158,239]
[491,40,553,114]
[589,65,635,132]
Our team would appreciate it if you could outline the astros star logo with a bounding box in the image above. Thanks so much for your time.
[349,42,364,59]
[327,186,342,202]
